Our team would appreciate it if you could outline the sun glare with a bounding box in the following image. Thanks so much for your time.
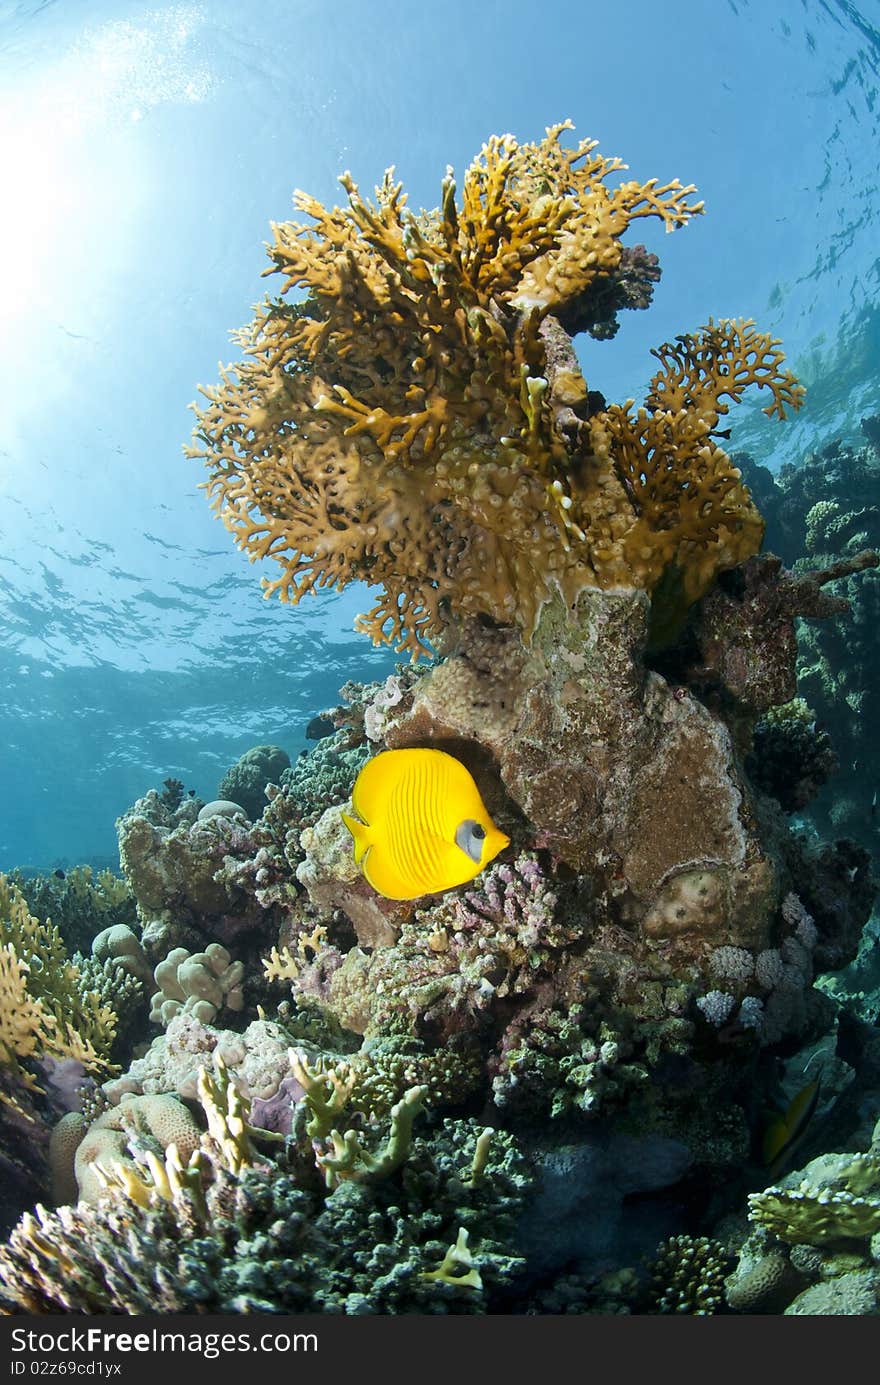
[0,5,215,338]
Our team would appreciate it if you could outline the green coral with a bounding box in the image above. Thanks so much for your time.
[218,743,291,820]
[71,953,146,1059]
[279,731,370,823]
[494,1006,649,1119]
[747,697,839,814]
[748,1151,880,1247]
[0,1071,531,1315]
[646,1234,732,1314]
[343,1037,482,1120]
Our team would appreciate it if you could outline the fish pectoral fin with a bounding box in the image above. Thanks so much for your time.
[341,811,370,865]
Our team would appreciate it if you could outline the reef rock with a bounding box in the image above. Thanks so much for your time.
[386,588,782,952]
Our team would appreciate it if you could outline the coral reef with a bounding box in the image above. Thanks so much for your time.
[0,1060,532,1315]
[720,1114,880,1314]
[737,441,880,855]
[218,744,291,820]
[0,874,121,1232]
[0,873,117,1099]
[6,123,880,1318]
[189,122,802,659]
[645,1234,731,1314]
[8,866,134,955]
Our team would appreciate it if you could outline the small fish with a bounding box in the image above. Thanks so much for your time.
[341,748,510,900]
[306,714,336,741]
[762,1073,822,1179]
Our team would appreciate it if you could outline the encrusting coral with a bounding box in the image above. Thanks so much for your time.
[189,121,802,658]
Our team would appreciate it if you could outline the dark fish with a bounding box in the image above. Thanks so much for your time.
[762,1073,822,1180]
[53,869,65,879]
[306,714,335,740]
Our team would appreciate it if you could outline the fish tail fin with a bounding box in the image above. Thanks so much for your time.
[341,811,370,864]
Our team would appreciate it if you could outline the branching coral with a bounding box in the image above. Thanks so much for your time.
[646,1234,732,1314]
[189,121,801,658]
[0,873,117,1104]
[0,1064,531,1315]
[9,865,134,955]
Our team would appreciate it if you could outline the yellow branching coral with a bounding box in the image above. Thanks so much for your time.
[262,924,327,983]
[421,1226,483,1290]
[0,873,117,1105]
[189,121,801,657]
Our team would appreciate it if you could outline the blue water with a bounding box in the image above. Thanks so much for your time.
[1,0,878,868]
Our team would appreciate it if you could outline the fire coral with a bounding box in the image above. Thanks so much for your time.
[189,121,803,658]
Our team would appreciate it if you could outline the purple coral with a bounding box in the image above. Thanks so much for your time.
[450,853,557,950]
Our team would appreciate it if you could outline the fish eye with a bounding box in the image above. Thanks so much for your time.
[455,818,486,863]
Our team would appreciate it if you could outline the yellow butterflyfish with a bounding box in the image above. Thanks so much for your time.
[341,748,510,901]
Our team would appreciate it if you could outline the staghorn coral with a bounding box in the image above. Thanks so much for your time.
[189,121,801,658]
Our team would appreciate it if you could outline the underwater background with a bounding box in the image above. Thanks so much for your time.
[2,0,880,1321]
[1,0,878,871]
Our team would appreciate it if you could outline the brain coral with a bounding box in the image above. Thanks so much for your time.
[189,121,803,657]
